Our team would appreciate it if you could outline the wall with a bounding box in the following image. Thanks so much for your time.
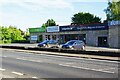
[30,33,44,43]
[43,30,108,46]
[108,25,120,48]
[86,30,108,46]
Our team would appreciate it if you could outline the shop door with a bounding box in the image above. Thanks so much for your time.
[39,35,42,42]
[98,37,108,47]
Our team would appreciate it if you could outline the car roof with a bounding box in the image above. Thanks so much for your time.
[69,40,83,41]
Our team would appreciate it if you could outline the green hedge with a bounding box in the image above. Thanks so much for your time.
[12,40,30,43]
[0,40,11,44]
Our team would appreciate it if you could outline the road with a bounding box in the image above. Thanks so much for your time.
[0,48,119,79]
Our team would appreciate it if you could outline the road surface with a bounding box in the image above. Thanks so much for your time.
[0,48,119,79]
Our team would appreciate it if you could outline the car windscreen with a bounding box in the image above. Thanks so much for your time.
[41,40,49,44]
[49,40,58,44]
[66,41,76,45]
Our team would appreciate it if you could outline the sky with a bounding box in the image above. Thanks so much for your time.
[0,0,109,31]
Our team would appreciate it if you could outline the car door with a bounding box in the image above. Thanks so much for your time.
[78,41,84,49]
[73,41,79,49]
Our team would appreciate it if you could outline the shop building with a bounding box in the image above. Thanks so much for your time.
[43,26,60,41]
[43,23,109,47]
[29,21,120,48]
[29,27,46,43]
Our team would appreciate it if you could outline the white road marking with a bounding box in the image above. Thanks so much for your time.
[32,77,38,78]
[16,58,42,62]
[3,56,7,57]
[0,68,5,71]
[65,63,74,64]
[40,54,119,63]
[59,64,70,67]
[58,64,115,74]
[90,69,115,74]
[71,66,90,70]
[17,58,21,60]
[98,68,116,71]
[12,72,24,76]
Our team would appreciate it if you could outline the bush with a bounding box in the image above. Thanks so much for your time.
[0,40,4,44]
[12,40,30,43]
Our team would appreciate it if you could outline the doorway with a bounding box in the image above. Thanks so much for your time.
[98,37,108,47]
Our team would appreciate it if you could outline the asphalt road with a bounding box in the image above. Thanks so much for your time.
[0,48,119,79]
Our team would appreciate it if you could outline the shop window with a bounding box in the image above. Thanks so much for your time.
[52,35,56,40]
[39,35,42,42]
[48,35,50,40]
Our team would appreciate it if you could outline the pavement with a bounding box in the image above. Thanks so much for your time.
[1,43,120,52]
[0,49,119,78]
[0,43,119,61]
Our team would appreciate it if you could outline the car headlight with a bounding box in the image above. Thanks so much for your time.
[69,46,73,48]
[43,44,46,46]
[59,45,62,48]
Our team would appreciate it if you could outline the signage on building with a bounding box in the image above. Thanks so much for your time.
[30,35,37,40]
[60,24,108,31]
[47,26,59,32]
[29,27,46,33]
[108,20,120,26]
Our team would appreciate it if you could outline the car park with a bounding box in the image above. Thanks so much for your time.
[61,40,85,50]
[38,40,59,48]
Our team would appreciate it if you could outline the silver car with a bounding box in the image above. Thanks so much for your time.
[61,40,85,50]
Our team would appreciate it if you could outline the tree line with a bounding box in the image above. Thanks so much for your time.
[0,26,29,44]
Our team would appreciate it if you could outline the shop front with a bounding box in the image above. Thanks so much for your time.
[59,23,108,46]
[29,27,46,43]
[59,34,86,44]
[44,26,60,41]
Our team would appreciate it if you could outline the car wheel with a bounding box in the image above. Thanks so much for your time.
[70,46,74,49]
[44,44,48,48]
[81,46,85,50]
[50,46,54,48]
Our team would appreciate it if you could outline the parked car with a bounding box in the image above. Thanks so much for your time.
[61,40,85,50]
[38,40,59,48]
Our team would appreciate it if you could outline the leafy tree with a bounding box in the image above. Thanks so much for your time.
[41,23,47,29]
[0,26,25,43]
[41,19,56,29]
[71,12,101,24]
[0,26,11,43]
[104,0,120,21]
[46,19,56,26]
[23,29,30,41]
[8,26,24,41]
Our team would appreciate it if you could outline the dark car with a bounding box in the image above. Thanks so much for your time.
[61,40,85,50]
[38,40,59,48]
[38,40,49,47]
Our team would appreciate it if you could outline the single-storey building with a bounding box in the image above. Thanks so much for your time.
[29,21,120,48]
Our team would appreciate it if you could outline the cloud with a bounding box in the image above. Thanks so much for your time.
[0,0,73,11]
[65,0,108,2]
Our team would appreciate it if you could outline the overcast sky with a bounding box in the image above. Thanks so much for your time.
[0,0,108,31]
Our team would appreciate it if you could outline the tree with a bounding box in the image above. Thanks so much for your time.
[46,19,56,26]
[104,0,120,21]
[41,19,56,29]
[71,12,101,24]
[0,26,25,43]
[23,29,30,41]
[41,23,47,29]
[8,26,24,41]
